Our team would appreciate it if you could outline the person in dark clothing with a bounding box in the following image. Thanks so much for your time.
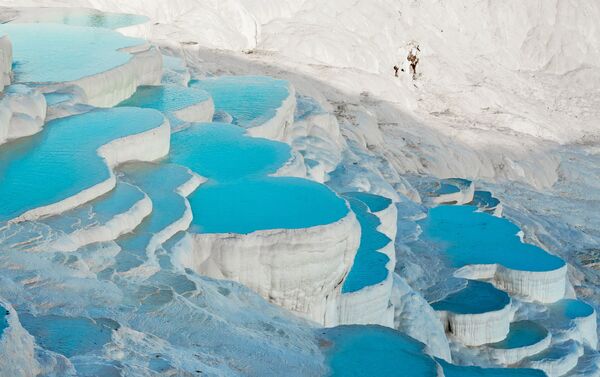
[393,65,399,77]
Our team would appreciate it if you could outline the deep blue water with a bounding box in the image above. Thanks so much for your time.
[489,321,548,349]
[431,280,510,314]
[344,192,392,213]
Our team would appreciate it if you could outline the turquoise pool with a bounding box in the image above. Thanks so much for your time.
[189,76,289,129]
[170,123,290,182]
[471,190,501,211]
[344,192,392,213]
[10,8,148,29]
[341,197,390,293]
[19,314,118,358]
[188,177,348,234]
[418,205,565,272]
[323,325,439,377]
[0,107,164,223]
[489,321,548,349]
[431,280,510,314]
[118,85,211,127]
[0,23,143,83]
[551,299,594,319]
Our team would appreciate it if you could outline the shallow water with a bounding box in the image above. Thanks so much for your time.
[323,325,439,377]
[0,107,164,222]
[118,85,211,127]
[489,321,548,349]
[189,177,348,234]
[170,122,290,181]
[0,23,143,83]
[342,197,390,293]
[19,313,117,358]
[431,280,510,314]
[551,299,594,319]
[344,192,392,213]
[418,205,565,272]
[9,8,148,29]
[190,76,289,129]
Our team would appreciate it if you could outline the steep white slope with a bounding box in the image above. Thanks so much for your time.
[0,34,10,89]
[0,84,46,145]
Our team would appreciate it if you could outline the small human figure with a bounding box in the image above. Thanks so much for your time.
[393,65,399,77]
[407,45,420,80]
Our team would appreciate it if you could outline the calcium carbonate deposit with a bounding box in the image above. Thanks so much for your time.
[0,1,599,376]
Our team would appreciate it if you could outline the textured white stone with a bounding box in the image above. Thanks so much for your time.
[246,83,296,142]
[454,263,567,304]
[521,340,584,377]
[0,34,11,90]
[179,209,360,324]
[436,298,513,346]
[173,95,214,123]
[0,300,42,377]
[485,330,552,366]
[0,84,46,144]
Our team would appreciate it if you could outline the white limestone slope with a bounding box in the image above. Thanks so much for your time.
[0,84,47,145]
[13,116,170,223]
[179,208,360,324]
[485,331,552,366]
[0,300,41,377]
[436,300,513,347]
[0,34,11,90]
[43,43,163,108]
[454,263,568,304]
[246,82,297,142]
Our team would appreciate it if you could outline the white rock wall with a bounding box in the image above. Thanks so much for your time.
[0,300,42,377]
[0,34,11,90]
[0,84,46,145]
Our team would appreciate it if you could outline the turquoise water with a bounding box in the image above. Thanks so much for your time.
[188,177,348,234]
[489,321,548,349]
[431,280,510,314]
[114,163,195,272]
[551,299,594,319]
[19,314,118,358]
[0,107,164,223]
[344,192,392,213]
[170,123,290,181]
[436,183,460,195]
[42,182,145,234]
[439,360,546,377]
[323,325,439,377]
[43,92,73,105]
[471,190,501,211]
[0,306,8,338]
[118,85,211,127]
[11,8,148,29]
[0,23,143,83]
[189,76,289,129]
[342,197,390,293]
[418,205,565,272]
[170,121,348,234]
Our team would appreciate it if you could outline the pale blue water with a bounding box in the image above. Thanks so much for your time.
[43,92,73,105]
[344,192,392,213]
[11,8,148,29]
[189,76,289,128]
[114,163,195,272]
[439,360,546,377]
[418,205,565,272]
[188,177,348,234]
[295,95,325,121]
[551,299,594,319]
[41,182,146,233]
[0,107,164,223]
[0,23,143,83]
[170,123,290,181]
[436,183,460,195]
[431,280,510,314]
[19,314,118,358]
[323,325,439,377]
[118,85,211,127]
[342,197,390,293]
[443,178,472,189]
[489,321,548,349]
[0,306,8,338]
